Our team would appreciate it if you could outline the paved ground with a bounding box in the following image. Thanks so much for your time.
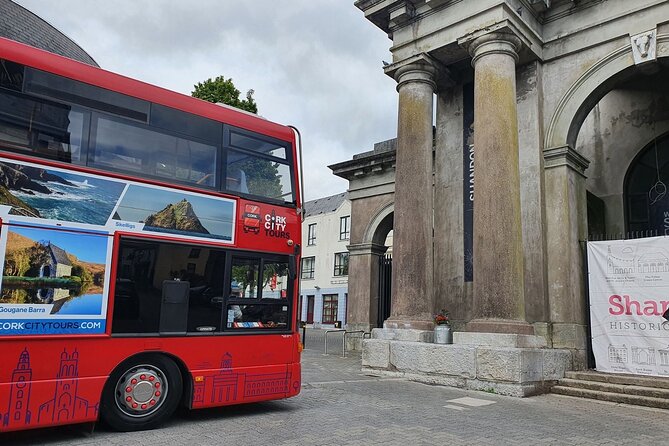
[4,329,669,445]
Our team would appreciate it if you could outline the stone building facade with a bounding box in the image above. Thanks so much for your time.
[332,0,669,375]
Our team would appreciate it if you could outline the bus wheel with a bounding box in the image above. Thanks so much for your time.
[101,354,183,431]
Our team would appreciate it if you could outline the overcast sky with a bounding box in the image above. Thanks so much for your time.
[14,0,398,201]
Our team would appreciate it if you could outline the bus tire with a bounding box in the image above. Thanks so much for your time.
[101,354,183,431]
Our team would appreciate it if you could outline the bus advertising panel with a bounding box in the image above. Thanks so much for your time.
[0,157,236,336]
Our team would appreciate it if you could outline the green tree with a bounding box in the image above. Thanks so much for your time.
[4,248,30,276]
[191,76,258,114]
[25,241,51,276]
[237,158,283,199]
[71,263,93,283]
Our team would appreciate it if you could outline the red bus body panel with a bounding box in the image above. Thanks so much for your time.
[0,38,302,433]
[0,335,301,432]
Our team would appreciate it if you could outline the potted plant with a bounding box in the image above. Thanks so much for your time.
[434,309,452,344]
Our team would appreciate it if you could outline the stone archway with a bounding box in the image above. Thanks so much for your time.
[546,33,669,151]
[543,32,669,363]
[364,204,394,328]
[364,203,394,246]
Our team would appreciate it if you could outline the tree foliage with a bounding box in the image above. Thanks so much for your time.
[191,76,258,114]
[25,242,51,276]
[4,248,30,276]
[238,159,283,199]
[71,263,93,283]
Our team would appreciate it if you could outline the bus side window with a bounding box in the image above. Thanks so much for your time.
[226,167,248,193]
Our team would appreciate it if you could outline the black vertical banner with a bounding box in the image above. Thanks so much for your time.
[463,83,474,282]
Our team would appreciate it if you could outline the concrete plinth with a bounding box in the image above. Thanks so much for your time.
[362,337,573,397]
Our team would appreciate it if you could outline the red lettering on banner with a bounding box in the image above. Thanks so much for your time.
[608,294,669,316]
[608,295,624,315]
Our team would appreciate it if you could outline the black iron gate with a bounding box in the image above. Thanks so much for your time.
[378,253,392,328]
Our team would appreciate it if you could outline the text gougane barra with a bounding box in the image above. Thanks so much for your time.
[0,306,46,314]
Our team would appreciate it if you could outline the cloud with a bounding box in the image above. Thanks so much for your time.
[14,0,398,200]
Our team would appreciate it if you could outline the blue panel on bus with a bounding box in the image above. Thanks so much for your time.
[0,318,105,335]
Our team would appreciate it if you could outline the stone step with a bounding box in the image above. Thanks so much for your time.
[559,378,669,399]
[565,370,669,390]
[552,385,669,409]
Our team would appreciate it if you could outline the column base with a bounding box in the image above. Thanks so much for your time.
[384,317,434,331]
[466,318,534,335]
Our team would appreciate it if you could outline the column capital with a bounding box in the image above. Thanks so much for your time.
[348,242,388,257]
[384,53,446,92]
[394,62,437,93]
[469,32,522,67]
[543,145,591,177]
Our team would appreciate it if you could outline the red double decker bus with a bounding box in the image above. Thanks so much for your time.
[0,37,303,432]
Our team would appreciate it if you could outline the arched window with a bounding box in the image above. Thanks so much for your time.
[624,134,669,234]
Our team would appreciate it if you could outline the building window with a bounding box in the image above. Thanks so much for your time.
[307,223,316,245]
[322,294,338,324]
[334,252,349,276]
[301,256,315,279]
[339,215,350,240]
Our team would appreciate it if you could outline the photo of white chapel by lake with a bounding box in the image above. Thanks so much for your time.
[0,225,108,315]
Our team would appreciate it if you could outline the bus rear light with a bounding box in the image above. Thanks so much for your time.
[297,341,304,353]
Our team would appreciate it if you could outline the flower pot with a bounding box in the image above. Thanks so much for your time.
[434,324,452,344]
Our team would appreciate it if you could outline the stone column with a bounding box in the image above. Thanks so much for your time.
[544,145,590,368]
[384,60,436,330]
[466,32,533,335]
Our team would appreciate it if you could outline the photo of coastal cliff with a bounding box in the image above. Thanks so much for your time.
[1,226,108,315]
[113,184,234,241]
[0,160,126,226]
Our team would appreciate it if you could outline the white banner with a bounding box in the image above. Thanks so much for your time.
[588,236,669,376]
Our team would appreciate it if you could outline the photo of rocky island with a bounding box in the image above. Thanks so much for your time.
[1,226,108,315]
[113,184,234,241]
[0,160,126,226]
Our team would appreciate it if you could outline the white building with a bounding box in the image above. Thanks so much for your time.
[299,192,350,327]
